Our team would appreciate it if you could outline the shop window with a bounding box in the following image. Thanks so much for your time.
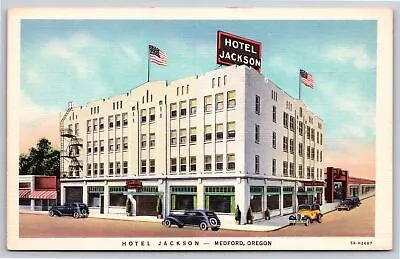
[267,195,280,210]
[19,199,30,206]
[207,195,233,213]
[250,195,262,212]
[88,193,100,207]
[171,195,195,210]
[283,194,293,208]
[109,193,125,207]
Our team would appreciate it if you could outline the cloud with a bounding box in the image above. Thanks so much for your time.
[322,45,375,70]
[267,56,299,77]
[26,70,42,85]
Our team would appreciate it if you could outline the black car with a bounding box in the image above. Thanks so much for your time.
[337,197,361,211]
[48,203,89,218]
[162,210,221,231]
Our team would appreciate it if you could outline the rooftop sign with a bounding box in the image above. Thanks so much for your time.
[217,31,262,72]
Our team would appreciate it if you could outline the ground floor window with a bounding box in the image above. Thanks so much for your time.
[19,199,30,206]
[88,186,104,207]
[250,195,262,212]
[206,195,234,213]
[283,194,292,208]
[267,195,279,210]
[171,195,195,210]
[297,195,313,205]
[65,186,83,203]
[109,186,127,207]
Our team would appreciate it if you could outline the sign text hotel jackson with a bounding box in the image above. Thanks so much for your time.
[217,31,262,72]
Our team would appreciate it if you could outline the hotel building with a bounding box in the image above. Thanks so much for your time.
[60,65,324,223]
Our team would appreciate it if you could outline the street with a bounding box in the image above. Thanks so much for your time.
[19,196,374,238]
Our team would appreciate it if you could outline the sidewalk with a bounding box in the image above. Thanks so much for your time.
[20,202,340,232]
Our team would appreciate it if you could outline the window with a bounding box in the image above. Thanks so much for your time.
[116,138,121,151]
[190,127,197,143]
[216,93,223,111]
[204,155,212,171]
[227,90,236,108]
[109,162,114,175]
[307,166,311,178]
[123,137,128,150]
[272,132,276,149]
[299,143,304,157]
[283,161,288,176]
[227,122,236,139]
[93,163,98,175]
[150,159,155,174]
[299,107,303,117]
[212,78,216,88]
[283,137,288,152]
[115,114,121,127]
[122,113,128,126]
[255,95,261,115]
[170,130,177,145]
[272,106,276,123]
[290,116,295,131]
[320,134,323,145]
[272,159,276,176]
[108,116,114,129]
[180,129,187,145]
[99,117,104,131]
[255,155,260,173]
[141,134,147,148]
[109,139,114,151]
[227,154,235,171]
[299,122,304,136]
[204,125,212,142]
[180,101,187,117]
[100,163,104,176]
[311,128,315,141]
[307,126,311,139]
[223,75,227,85]
[218,77,221,87]
[149,133,155,148]
[299,164,303,178]
[87,163,91,176]
[190,156,196,172]
[141,109,147,123]
[100,140,104,153]
[181,85,185,95]
[307,146,310,159]
[289,139,294,154]
[320,150,323,162]
[255,124,260,143]
[189,99,197,115]
[170,158,177,173]
[87,120,91,132]
[180,157,187,172]
[149,108,155,122]
[311,167,315,179]
[317,132,320,144]
[121,161,127,175]
[216,123,223,140]
[87,141,92,154]
[311,147,315,160]
[93,141,98,154]
[317,149,319,161]
[93,119,98,132]
[141,160,146,174]
[170,103,177,118]
[283,112,288,128]
[204,95,212,113]
[74,123,79,136]
[290,163,294,177]
[215,154,223,171]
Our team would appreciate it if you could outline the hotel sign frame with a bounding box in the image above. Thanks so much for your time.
[217,31,262,72]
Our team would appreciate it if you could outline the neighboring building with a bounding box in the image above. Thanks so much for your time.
[324,167,375,203]
[19,175,58,211]
[59,65,324,223]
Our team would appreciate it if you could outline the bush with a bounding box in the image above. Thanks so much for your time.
[234,205,241,221]
[247,205,253,221]
[126,198,132,213]
[156,197,162,215]
[264,209,270,220]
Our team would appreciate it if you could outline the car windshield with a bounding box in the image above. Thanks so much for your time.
[342,199,352,204]
[298,205,311,210]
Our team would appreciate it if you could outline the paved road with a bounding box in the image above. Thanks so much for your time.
[19,196,374,238]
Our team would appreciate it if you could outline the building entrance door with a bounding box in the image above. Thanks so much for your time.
[100,194,104,214]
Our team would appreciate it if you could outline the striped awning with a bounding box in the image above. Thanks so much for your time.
[19,189,31,199]
[29,190,57,200]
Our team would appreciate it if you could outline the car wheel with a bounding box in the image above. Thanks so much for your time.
[199,221,208,231]
[73,211,80,219]
[81,209,88,218]
[289,223,294,226]
[317,214,322,223]
[164,219,172,227]
[48,210,55,217]
[178,224,184,228]
[211,227,220,231]
[209,218,218,227]
[347,207,350,211]
[304,218,310,227]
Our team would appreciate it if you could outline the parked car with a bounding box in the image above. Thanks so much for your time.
[162,210,221,231]
[289,203,323,226]
[337,196,362,211]
[48,203,89,218]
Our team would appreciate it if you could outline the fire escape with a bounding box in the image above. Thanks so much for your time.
[60,103,83,178]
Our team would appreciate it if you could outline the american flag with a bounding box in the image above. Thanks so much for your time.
[149,45,167,66]
[300,69,314,88]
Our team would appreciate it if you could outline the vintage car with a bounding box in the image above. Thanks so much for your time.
[337,196,362,211]
[162,210,221,231]
[48,203,89,218]
[289,203,323,226]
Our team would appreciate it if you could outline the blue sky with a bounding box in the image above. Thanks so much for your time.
[20,19,377,177]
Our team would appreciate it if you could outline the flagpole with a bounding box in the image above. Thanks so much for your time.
[298,69,301,100]
[147,45,150,82]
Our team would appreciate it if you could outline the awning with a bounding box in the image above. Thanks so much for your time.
[29,190,57,200]
[19,190,31,199]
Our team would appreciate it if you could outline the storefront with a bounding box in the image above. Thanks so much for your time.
[266,186,280,217]
[171,186,197,211]
[282,186,294,214]
[19,175,58,211]
[124,186,162,216]
[204,186,235,213]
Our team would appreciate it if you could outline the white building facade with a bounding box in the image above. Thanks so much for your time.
[60,65,324,223]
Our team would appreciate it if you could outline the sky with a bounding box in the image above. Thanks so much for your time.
[20,19,377,179]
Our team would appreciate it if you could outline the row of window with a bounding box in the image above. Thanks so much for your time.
[86,161,128,176]
[211,75,228,88]
[168,154,236,173]
[280,111,323,144]
[274,135,323,161]
[86,114,129,133]
[87,137,128,154]
[271,159,324,179]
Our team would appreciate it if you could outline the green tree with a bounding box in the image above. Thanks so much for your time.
[19,138,60,176]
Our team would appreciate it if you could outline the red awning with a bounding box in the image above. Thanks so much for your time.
[19,189,31,199]
[29,190,57,200]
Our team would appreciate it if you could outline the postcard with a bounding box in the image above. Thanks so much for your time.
[7,7,393,250]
